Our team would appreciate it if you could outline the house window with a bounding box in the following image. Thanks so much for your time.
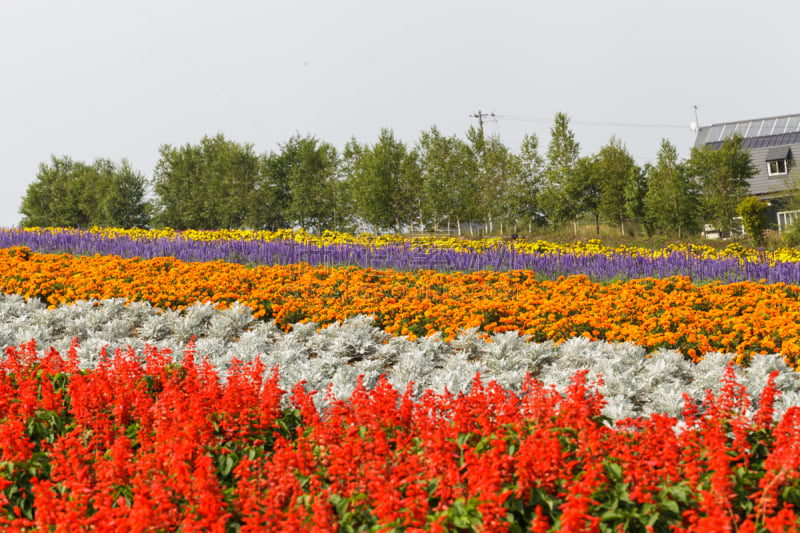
[768,159,788,176]
[766,146,792,177]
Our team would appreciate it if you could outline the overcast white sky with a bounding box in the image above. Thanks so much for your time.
[2,1,799,228]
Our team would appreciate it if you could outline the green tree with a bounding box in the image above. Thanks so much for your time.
[643,139,700,238]
[417,127,477,234]
[20,155,150,229]
[597,136,639,236]
[20,156,82,227]
[281,134,340,232]
[343,129,422,232]
[541,112,581,232]
[570,155,603,235]
[151,134,261,230]
[467,127,517,235]
[260,147,296,231]
[624,163,650,236]
[687,133,756,236]
[92,159,150,228]
[509,133,546,233]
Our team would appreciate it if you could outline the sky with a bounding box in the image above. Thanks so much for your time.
[2,0,799,228]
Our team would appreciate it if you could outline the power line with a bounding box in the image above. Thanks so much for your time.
[495,114,687,129]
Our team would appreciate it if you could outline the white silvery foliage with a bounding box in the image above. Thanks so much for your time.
[776,390,800,414]
[1,294,800,423]
[73,337,121,370]
[385,333,445,395]
[431,350,483,396]
[449,327,484,360]
[476,331,536,390]
[172,302,215,343]
[310,315,387,361]
[193,337,228,365]
[63,315,91,342]
[223,321,282,365]
[208,302,253,341]
[689,352,746,400]
[746,353,800,393]
[140,312,174,342]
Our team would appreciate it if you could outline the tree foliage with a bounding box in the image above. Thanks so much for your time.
[687,133,756,235]
[571,155,603,235]
[596,136,640,236]
[467,127,520,234]
[508,133,546,231]
[541,112,581,231]
[19,156,149,229]
[644,139,700,238]
[20,122,770,239]
[417,127,477,233]
[343,129,421,232]
[737,196,768,246]
[282,135,342,232]
[151,134,262,230]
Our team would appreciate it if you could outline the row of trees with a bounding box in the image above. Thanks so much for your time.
[19,113,761,236]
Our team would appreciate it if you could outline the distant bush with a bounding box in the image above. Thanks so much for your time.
[783,218,800,247]
[737,196,767,246]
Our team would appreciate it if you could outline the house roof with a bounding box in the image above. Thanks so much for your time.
[694,113,800,147]
[706,131,800,151]
[766,146,792,161]
[693,113,800,197]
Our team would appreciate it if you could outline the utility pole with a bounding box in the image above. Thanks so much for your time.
[470,110,495,136]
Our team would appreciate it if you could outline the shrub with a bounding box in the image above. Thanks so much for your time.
[737,196,767,246]
[783,218,800,248]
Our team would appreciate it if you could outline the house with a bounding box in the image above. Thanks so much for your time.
[694,113,800,231]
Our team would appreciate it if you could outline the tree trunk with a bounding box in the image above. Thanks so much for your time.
[500,221,504,235]
[447,216,450,234]
[457,217,462,236]
[469,222,474,236]
[572,217,578,235]
[529,219,532,234]
[621,217,626,237]
[595,214,599,235]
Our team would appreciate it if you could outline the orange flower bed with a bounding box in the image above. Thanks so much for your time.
[3,246,800,367]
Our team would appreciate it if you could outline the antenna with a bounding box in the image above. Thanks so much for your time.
[691,105,701,134]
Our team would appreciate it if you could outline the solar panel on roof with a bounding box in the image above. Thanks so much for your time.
[705,131,800,150]
[697,115,800,147]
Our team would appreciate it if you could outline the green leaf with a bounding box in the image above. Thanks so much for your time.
[660,498,679,516]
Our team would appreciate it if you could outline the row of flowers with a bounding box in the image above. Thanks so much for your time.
[5,228,800,280]
[0,340,799,531]
[3,247,800,366]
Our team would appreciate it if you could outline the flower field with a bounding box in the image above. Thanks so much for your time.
[2,229,800,530]
[5,226,800,283]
